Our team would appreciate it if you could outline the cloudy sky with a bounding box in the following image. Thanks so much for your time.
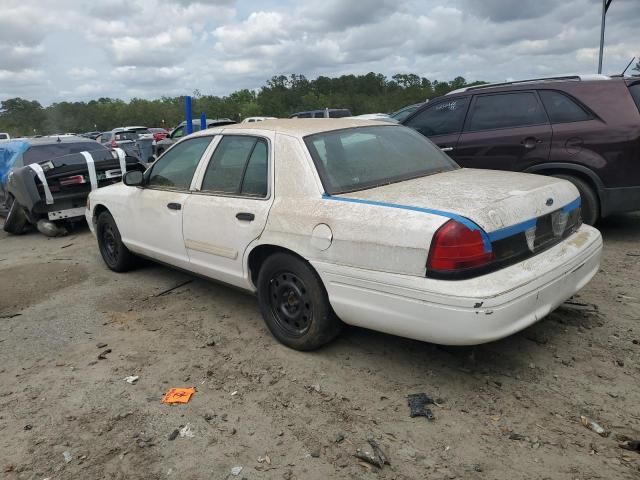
[1,0,638,105]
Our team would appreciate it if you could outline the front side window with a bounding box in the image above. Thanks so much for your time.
[201,135,269,197]
[539,90,592,123]
[172,126,185,139]
[147,136,213,190]
[466,92,548,131]
[404,97,469,137]
[305,125,458,195]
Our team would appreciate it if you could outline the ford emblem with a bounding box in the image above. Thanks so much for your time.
[546,198,554,206]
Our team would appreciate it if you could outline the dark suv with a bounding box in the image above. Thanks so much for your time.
[402,75,640,224]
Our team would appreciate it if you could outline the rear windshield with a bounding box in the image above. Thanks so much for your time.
[629,83,640,113]
[304,125,458,195]
[23,142,106,164]
[115,131,140,141]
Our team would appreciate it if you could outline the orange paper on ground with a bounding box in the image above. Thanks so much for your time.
[161,387,196,404]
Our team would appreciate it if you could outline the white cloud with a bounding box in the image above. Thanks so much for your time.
[0,0,638,104]
[68,67,98,79]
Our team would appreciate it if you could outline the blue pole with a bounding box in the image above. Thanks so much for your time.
[185,96,193,135]
[200,112,207,131]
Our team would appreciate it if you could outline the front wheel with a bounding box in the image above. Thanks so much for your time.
[96,211,137,272]
[257,253,342,350]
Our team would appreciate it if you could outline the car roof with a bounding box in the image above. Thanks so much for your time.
[446,74,613,96]
[20,135,94,146]
[190,118,391,137]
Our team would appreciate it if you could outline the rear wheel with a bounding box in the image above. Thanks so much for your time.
[96,211,136,272]
[3,197,28,235]
[553,174,599,226]
[257,252,342,350]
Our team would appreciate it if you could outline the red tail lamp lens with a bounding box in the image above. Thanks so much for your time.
[59,175,86,187]
[427,220,493,274]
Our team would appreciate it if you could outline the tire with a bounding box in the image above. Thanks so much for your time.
[96,211,137,272]
[553,174,599,226]
[3,197,28,235]
[256,252,342,351]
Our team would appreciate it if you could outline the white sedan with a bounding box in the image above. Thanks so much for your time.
[86,119,602,350]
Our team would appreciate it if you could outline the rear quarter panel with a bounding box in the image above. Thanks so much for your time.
[254,134,448,276]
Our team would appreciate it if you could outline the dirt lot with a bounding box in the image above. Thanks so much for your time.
[1,214,639,480]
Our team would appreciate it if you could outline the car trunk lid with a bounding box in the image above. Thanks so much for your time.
[333,168,580,234]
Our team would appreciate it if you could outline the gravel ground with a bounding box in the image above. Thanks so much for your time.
[1,214,639,480]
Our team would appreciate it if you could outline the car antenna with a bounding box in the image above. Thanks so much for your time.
[621,57,635,76]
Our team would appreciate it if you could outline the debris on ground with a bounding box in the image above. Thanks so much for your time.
[23,424,32,431]
[354,438,390,469]
[507,432,526,441]
[123,375,139,384]
[179,423,194,438]
[407,393,435,419]
[161,387,196,404]
[335,433,345,444]
[619,440,640,452]
[580,416,609,437]
[97,349,111,360]
[155,280,193,297]
[561,301,598,313]
[230,465,243,476]
[96,342,107,348]
[168,429,179,441]
[62,451,72,463]
[257,455,271,464]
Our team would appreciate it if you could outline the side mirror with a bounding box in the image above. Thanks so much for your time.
[123,170,144,186]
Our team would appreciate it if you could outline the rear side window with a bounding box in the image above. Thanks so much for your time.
[539,90,592,123]
[201,136,269,197]
[629,83,640,113]
[465,92,547,131]
[404,97,469,137]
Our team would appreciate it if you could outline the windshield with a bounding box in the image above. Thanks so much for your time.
[23,142,107,164]
[391,103,422,121]
[304,125,458,195]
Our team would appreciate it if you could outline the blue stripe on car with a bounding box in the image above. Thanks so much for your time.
[321,194,581,253]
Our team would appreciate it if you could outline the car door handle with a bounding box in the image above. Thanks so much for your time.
[236,212,255,221]
[522,137,543,149]
[167,202,181,210]
[439,146,454,152]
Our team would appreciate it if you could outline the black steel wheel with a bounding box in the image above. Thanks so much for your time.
[257,252,342,350]
[268,271,313,337]
[96,211,136,272]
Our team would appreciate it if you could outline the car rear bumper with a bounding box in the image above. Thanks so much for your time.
[312,225,602,345]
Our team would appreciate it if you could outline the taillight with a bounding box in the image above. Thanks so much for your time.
[427,220,494,277]
[59,175,86,187]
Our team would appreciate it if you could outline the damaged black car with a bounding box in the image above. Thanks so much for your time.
[0,136,144,236]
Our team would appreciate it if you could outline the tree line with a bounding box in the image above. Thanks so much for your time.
[0,73,483,137]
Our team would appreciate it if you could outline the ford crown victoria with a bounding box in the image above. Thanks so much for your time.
[86,119,602,350]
